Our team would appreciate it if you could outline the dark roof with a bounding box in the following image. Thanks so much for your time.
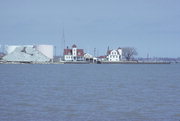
[72,44,77,48]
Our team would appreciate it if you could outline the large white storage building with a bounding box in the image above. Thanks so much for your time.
[3,45,54,62]
[35,45,54,59]
[6,45,33,54]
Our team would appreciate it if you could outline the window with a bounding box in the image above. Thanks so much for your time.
[78,52,81,55]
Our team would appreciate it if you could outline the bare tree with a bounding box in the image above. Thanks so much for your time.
[122,47,138,61]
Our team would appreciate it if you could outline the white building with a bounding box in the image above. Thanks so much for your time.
[84,53,98,62]
[64,44,84,61]
[107,48,123,62]
[35,45,54,59]
[5,45,54,59]
[5,45,34,54]
[3,46,50,62]
[3,45,54,62]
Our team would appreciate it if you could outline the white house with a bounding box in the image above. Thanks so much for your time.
[84,53,98,63]
[107,48,123,62]
[64,44,84,61]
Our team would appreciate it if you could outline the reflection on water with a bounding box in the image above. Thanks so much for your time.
[0,64,180,121]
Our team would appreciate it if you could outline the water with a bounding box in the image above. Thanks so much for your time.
[0,64,180,121]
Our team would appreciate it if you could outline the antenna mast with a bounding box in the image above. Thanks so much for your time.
[62,26,65,50]
[61,24,66,56]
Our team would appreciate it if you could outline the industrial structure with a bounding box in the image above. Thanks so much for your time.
[5,45,34,54]
[2,45,54,62]
[35,45,54,59]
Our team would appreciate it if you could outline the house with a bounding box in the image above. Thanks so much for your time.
[84,53,98,63]
[64,44,84,61]
[107,48,122,62]
[84,53,93,61]
[97,56,107,61]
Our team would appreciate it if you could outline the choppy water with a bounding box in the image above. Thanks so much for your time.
[0,64,180,121]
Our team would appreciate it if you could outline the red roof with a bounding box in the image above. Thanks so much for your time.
[64,49,72,55]
[77,49,84,56]
[98,56,107,58]
[64,48,84,56]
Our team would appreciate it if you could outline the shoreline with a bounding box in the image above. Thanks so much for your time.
[0,61,172,64]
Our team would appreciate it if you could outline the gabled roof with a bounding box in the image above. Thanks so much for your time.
[64,48,84,56]
[107,49,122,55]
[64,49,72,55]
[77,49,84,56]
[107,50,117,55]
[84,53,93,58]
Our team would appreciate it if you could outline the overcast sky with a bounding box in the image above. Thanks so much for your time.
[0,0,180,57]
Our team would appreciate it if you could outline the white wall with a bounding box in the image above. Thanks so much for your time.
[117,48,122,60]
[64,55,73,61]
[72,48,77,56]
[108,50,120,61]
[35,45,54,59]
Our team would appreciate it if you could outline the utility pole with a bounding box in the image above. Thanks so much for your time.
[54,46,56,57]
[107,46,110,55]
[147,53,149,61]
[94,48,96,57]
[60,24,66,61]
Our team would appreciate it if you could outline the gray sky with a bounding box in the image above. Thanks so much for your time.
[0,0,180,57]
